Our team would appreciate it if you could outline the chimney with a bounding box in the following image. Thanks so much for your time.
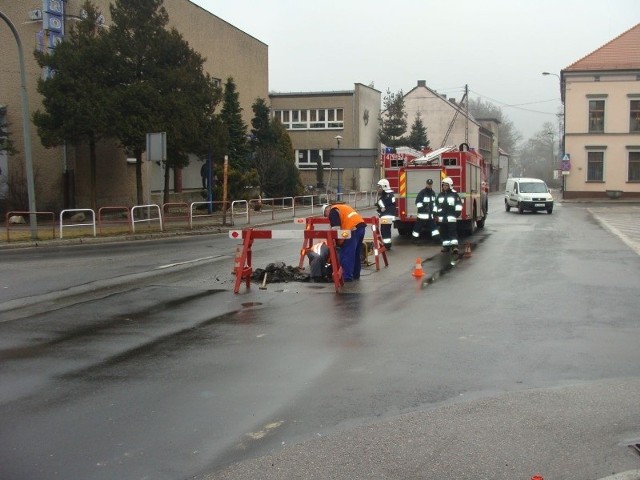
[417,80,426,88]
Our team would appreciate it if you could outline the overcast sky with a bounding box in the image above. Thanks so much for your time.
[192,0,640,142]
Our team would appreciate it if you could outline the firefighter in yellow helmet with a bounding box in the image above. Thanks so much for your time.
[434,177,463,254]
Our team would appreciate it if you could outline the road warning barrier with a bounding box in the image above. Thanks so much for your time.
[296,216,389,272]
[228,227,351,294]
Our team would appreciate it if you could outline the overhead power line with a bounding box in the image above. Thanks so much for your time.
[469,88,561,116]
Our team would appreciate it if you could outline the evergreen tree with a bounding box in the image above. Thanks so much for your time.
[406,112,430,151]
[0,104,17,155]
[250,98,302,198]
[269,119,302,198]
[105,0,222,204]
[105,0,170,205]
[221,77,250,170]
[379,89,408,148]
[250,98,275,195]
[33,1,112,210]
[152,29,222,203]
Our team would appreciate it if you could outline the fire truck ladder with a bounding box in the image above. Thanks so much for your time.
[440,90,468,148]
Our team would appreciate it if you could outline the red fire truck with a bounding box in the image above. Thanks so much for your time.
[382,143,488,237]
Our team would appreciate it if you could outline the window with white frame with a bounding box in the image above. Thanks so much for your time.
[274,108,344,130]
[588,100,605,133]
[630,100,640,133]
[628,151,640,182]
[295,149,331,168]
[586,150,604,181]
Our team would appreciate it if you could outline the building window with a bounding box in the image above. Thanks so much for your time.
[630,100,640,133]
[274,108,344,130]
[589,100,605,133]
[295,149,330,168]
[629,151,640,182]
[587,151,604,181]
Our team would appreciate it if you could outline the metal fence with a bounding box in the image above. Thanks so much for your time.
[3,191,378,242]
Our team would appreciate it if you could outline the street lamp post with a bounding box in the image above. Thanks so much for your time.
[542,71,565,196]
[335,135,342,201]
[545,131,555,183]
[1,10,38,239]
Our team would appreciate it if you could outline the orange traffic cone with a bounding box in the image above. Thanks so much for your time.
[412,258,424,277]
[463,242,472,258]
[530,475,544,480]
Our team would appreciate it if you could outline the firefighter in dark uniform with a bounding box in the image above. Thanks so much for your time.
[375,178,396,250]
[435,177,463,254]
[412,178,439,244]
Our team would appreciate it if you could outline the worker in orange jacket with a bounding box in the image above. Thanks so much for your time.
[322,203,366,282]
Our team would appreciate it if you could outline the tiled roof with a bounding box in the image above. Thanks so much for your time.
[564,23,640,72]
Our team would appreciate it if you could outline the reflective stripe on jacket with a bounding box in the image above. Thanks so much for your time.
[415,187,436,219]
[308,242,326,255]
[377,191,396,217]
[329,204,365,230]
[435,190,462,223]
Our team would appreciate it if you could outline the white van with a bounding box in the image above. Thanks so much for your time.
[504,177,554,214]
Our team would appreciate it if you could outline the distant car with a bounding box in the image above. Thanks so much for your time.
[505,177,554,214]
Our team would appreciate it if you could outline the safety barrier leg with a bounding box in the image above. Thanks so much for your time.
[233,229,254,293]
[371,221,389,270]
[230,224,347,294]
[300,228,344,292]
[323,232,344,292]
[362,217,389,271]
[298,222,315,269]
[298,216,331,269]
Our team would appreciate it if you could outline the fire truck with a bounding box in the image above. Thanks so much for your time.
[382,143,488,237]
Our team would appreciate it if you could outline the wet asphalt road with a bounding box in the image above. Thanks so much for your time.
[1,197,640,479]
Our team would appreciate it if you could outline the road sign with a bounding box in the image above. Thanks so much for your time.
[561,153,571,174]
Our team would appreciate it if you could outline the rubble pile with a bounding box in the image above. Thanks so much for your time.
[250,262,310,284]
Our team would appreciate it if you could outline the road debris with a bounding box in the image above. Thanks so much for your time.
[250,262,309,284]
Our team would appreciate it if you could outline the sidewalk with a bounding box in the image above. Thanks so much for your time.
[0,205,355,250]
[3,192,640,250]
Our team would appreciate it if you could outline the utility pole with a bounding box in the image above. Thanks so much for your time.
[0,10,38,239]
[464,84,469,144]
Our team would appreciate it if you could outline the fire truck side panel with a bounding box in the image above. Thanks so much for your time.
[384,145,488,237]
[393,168,441,236]
[405,169,441,217]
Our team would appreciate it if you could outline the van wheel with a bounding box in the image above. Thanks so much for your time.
[518,203,524,214]
[547,208,553,214]
[505,201,511,212]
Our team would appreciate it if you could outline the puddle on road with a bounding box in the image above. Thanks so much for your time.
[418,237,486,289]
